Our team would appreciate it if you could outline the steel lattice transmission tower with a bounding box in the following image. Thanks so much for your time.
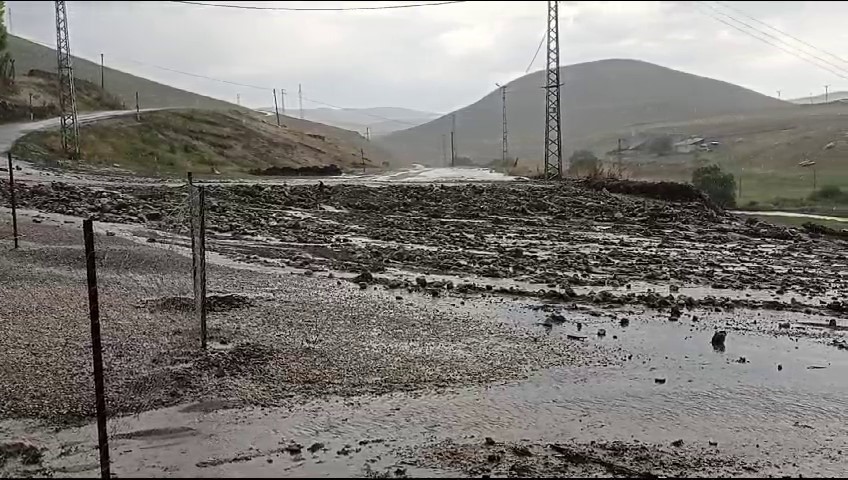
[543,0,563,180]
[54,1,80,159]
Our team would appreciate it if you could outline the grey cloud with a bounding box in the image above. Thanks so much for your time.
[7,1,848,112]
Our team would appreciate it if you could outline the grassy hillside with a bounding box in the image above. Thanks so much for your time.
[11,109,392,177]
[582,104,848,212]
[0,69,123,122]
[8,35,236,110]
[380,58,793,166]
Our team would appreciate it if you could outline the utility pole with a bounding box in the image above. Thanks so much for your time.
[135,91,139,120]
[616,138,623,176]
[55,0,80,159]
[496,83,508,164]
[776,90,781,100]
[441,134,447,166]
[360,147,366,174]
[543,0,563,180]
[365,127,370,141]
[280,89,286,114]
[272,88,280,126]
[236,93,240,106]
[450,113,456,167]
[824,85,830,103]
[100,53,104,90]
[298,83,304,120]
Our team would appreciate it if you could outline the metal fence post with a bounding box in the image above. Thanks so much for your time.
[82,219,111,480]
[7,152,18,249]
[197,186,207,349]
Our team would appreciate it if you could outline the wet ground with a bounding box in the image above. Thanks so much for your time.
[1,169,847,477]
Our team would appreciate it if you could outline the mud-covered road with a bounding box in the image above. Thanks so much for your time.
[1,173,847,477]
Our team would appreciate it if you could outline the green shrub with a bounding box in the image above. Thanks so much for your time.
[692,164,736,208]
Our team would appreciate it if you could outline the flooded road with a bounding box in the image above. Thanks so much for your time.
[734,210,848,224]
[5,295,846,477]
[2,169,847,477]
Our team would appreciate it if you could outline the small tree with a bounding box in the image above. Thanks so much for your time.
[647,136,673,156]
[692,164,736,207]
[0,1,13,88]
[568,149,599,175]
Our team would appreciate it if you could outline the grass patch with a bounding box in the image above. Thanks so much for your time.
[11,109,386,178]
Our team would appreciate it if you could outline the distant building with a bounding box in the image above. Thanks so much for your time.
[673,137,704,153]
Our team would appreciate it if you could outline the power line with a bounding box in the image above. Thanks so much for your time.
[167,1,468,12]
[713,0,848,67]
[525,30,545,73]
[16,33,426,126]
[694,2,848,82]
[701,1,848,77]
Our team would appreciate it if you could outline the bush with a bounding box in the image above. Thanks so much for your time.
[692,164,736,208]
[568,150,599,175]
[647,136,673,156]
[809,185,848,203]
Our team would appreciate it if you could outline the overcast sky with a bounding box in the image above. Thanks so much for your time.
[7,1,848,112]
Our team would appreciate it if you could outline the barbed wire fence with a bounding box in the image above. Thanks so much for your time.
[77,176,209,449]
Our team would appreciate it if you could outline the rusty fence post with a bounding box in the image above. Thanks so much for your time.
[7,152,18,249]
[83,218,111,480]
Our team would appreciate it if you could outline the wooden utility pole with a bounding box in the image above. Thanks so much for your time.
[135,91,140,120]
[7,152,18,249]
[298,83,303,119]
[450,113,456,167]
[616,138,623,176]
[100,53,104,90]
[272,88,280,126]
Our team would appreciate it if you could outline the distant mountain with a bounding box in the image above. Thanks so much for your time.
[379,59,793,166]
[8,35,237,110]
[257,106,440,136]
[789,91,848,105]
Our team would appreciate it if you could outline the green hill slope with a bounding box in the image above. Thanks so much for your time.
[8,35,236,110]
[380,59,793,167]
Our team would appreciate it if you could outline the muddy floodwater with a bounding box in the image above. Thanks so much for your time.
[1,170,847,477]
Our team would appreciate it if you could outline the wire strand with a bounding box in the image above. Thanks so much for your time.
[167,0,468,12]
[525,30,546,74]
[694,2,848,82]
[712,0,848,67]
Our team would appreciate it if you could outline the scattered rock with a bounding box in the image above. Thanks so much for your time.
[511,445,533,457]
[711,331,727,347]
[671,439,684,448]
[352,271,373,283]
[415,276,427,288]
[283,441,302,454]
[654,378,666,384]
[777,364,783,371]
[619,318,629,327]
[308,442,325,454]
[597,328,606,337]
[484,437,496,446]
[0,441,43,465]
